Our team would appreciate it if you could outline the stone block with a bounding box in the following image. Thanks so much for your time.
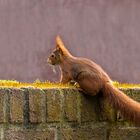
[121,88,140,102]
[116,89,140,123]
[45,89,62,122]
[61,126,107,140]
[63,89,78,122]
[4,128,55,140]
[28,88,45,123]
[79,93,97,122]
[0,89,5,122]
[109,127,140,140]
[10,89,24,123]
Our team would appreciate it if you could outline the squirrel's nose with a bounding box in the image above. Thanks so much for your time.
[47,58,51,64]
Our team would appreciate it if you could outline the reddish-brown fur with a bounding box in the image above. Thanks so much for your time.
[47,36,140,125]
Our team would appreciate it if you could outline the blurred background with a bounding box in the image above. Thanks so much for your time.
[0,0,139,83]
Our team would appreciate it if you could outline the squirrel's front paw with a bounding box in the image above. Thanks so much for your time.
[69,80,79,87]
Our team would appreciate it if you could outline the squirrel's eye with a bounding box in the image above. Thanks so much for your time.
[51,54,55,58]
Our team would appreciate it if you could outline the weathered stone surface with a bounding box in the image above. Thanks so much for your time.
[109,127,140,140]
[80,93,97,122]
[116,89,140,123]
[61,126,107,140]
[4,128,55,140]
[10,89,24,123]
[121,88,140,102]
[63,89,78,122]
[0,87,139,140]
[45,89,62,122]
[98,97,116,122]
[28,89,44,123]
[0,89,5,122]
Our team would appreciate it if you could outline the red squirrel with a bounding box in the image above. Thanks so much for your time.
[47,36,140,125]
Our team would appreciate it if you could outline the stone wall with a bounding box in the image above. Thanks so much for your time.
[0,88,140,140]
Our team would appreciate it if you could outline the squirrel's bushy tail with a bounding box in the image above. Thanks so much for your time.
[103,83,140,125]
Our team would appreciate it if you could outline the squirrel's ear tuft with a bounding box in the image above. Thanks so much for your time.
[55,35,71,56]
[56,35,64,50]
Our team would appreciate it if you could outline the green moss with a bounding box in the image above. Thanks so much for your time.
[0,80,139,89]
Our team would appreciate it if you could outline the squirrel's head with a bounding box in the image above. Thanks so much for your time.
[47,35,71,65]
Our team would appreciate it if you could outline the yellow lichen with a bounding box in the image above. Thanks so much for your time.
[0,80,75,89]
[113,81,140,89]
[0,80,139,89]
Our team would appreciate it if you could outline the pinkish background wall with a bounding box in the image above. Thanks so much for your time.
[0,0,140,83]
